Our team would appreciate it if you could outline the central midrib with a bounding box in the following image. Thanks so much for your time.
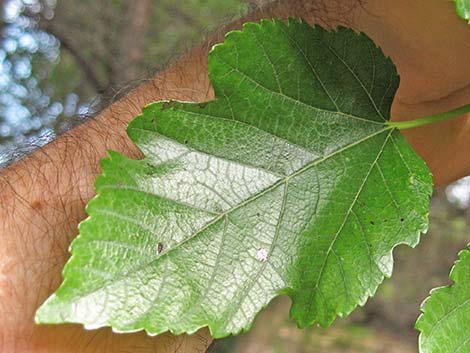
[68,125,395,304]
[155,125,394,259]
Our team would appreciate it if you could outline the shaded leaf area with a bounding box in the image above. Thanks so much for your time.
[417,248,470,353]
[36,20,432,338]
[455,0,470,22]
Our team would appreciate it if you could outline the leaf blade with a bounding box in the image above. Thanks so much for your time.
[417,249,470,353]
[455,0,470,22]
[36,19,432,338]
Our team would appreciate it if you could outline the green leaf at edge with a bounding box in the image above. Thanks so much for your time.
[35,19,433,338]
[455,0,470,22]
[416,248,470,353]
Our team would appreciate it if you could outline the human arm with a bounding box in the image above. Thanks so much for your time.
[0,3,326,353]
[1,0,470,352]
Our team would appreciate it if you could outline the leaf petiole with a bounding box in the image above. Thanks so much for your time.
[386,104,470,130]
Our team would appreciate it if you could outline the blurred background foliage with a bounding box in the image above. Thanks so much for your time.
[0,0,257,163]
[0,1,468,352]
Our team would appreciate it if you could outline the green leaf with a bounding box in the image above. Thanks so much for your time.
[417,249,470,353]
[455,0,470,22]
[35,19,432,338]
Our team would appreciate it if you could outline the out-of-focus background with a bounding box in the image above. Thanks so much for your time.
[0,0,261,164]
[0,1,468,352]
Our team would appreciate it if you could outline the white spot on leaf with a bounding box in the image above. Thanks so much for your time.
[256,248,268,262]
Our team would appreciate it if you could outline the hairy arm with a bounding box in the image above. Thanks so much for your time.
[1,0,469,352]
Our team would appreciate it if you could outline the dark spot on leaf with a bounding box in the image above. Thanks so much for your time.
[400,218,404,222]
[370,221,375,225]
[156,242,163,255]
[145,163,158,175]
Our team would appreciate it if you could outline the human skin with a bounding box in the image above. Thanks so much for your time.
[0,0,469,352]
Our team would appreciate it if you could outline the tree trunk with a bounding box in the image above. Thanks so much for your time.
[0,0,5,38]
[116,0,152,85]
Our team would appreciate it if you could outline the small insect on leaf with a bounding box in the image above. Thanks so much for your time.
[156,243,163,255]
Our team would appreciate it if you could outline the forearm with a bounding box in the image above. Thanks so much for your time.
[0,1,323,351]
[1,0,470,351]
[1,0,341,313]
[0,24,224,353]
[9,0,470,282]
[0,0,314,238]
